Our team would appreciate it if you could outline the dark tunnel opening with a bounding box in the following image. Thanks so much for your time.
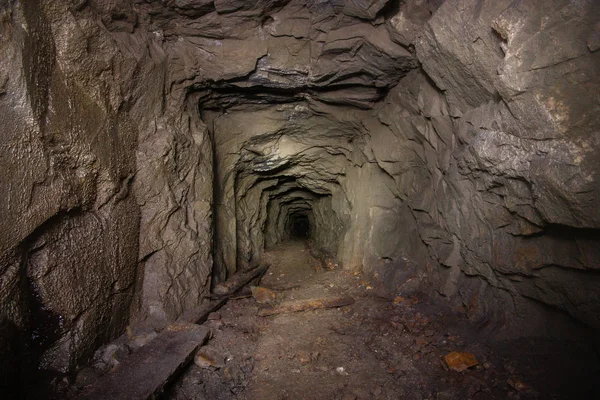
[289,214,310,239]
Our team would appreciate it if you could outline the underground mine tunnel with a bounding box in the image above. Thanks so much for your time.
[1,0,600,399]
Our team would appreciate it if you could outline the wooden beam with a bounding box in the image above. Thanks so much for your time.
[181,263,270,324]
[211,263,270,297]
[78,323,209,400]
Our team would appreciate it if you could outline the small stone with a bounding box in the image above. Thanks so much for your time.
[336,366,349,376]
[194,352,217,369]
[407,296,419,306]
[371,386,383,396]
[207,312,221,320]
[251,286,277,304]
[207,319,224,329]
[443,351,479,372]
[507,377,529,391]
[194,347,223,369]
[311,351,321,362]
[342,393,357,400]
[221,366,233,382]
[297,351,311,365]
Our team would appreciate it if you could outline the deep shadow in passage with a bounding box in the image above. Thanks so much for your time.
[289,214,310,239]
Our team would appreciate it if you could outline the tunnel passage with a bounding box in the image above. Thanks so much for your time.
[288,214,310,239]
[2,2,600,399]
[206,107,360,278]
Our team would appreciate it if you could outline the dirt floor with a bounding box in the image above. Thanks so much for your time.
[166,241,600,400]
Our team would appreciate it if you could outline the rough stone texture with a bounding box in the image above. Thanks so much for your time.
[0,0,212,396]
[142,0,416,110]
[0,2,141,395]
[412,0,600,333]
[206,107,352,276]
[134,80,213,329]
[195,0,600,339]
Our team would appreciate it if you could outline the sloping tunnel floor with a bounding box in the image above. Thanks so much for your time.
[165,241,600,400]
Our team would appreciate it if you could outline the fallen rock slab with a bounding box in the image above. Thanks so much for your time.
[79,323,209,400]
[258,296,355,316]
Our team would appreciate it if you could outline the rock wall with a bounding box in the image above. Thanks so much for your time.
[0,1,142,393]
[0,0,213,395]
[207,106,358,275]
[191,0,600,339]
[410,0,600,334]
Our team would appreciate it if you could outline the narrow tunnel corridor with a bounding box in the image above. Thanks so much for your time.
[289,214,310,240]
[1,0,600,399]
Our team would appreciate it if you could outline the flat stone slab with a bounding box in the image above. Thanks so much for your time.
[79,323,209,400]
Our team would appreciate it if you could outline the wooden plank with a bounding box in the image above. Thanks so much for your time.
[180,263,270,324]
[258,295,355,317]
[211,263,270,297]
[181,296,229,324]
[78,323,209,400]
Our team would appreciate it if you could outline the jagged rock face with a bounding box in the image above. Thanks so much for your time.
[0,0,599,395]
[199,0,600,336]
[0,0,213,393]
[198,0,600,338]
[414,0,600,333]
[0,0,143,388]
